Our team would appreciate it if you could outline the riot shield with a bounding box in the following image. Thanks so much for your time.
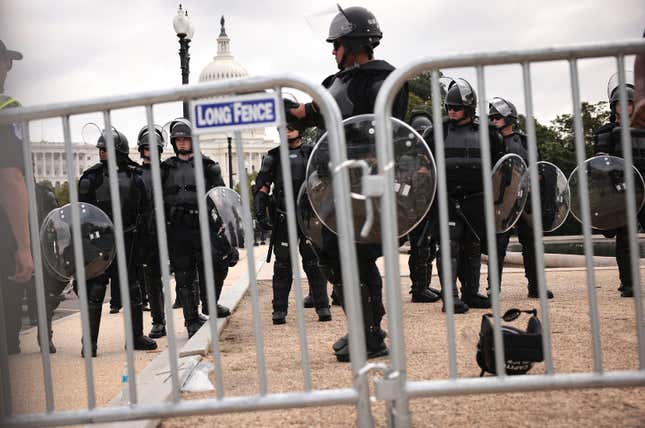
[492,153,529,233]
[296,182,324,249]
[521,161,570,232]
[40,202,115,281]
[569,155,645,230]
[205,186,244,248]
[305,114,437,244]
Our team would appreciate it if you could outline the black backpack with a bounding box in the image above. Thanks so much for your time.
[476,308,544,376]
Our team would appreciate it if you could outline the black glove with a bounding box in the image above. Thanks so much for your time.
[254,191,272,231]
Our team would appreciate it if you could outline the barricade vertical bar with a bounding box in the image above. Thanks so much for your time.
[144,106,181,401]
[19,123,56,410]
[274,87,312,391]
[62,115,97,408]
[431,70,458,379]
[102,111,138,404]
[372,78,410,426]
[312,94,372,427]
[523,62,556,374]
[0,278,12,417]
[232,130,268,394]
[188,120,228,399]
[616,55,645,368]
[568,59,602,374]
[475,66,507,377]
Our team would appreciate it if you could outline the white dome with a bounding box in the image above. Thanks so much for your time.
[198,16,249,83]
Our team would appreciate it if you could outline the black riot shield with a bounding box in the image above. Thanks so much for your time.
[39,202,116,282]
[296,182,324,250]
[568,155,645,230]
[305,114,437,244]
[205,186,245,248]
[521,161,570,232]
[492,153,530,233]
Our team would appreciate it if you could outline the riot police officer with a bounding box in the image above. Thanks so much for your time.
[78,128,157,356]
[423,79,504,314]
[286,5,408,362]
[488,97,554,299]
[594,75,644,298]
[406,108,440,303]
[254,122,331,325]
[136,125,167,338]
[162,118,236,338]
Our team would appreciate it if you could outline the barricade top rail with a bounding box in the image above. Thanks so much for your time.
[0,74,333,123]
[374,39,645,107]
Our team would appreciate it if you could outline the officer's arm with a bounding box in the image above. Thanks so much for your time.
[489,126,505,162]
[370,80,409,121]
[253,155,274,230]
[78,173,94,203]
[0,167,32,282]
[205,161,225,189]
[421,127,436,157]
[593,125,613,155]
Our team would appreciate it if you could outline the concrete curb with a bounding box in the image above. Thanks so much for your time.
[96,257,265,428]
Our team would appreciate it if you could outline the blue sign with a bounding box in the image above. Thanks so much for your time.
[191,93,279,134]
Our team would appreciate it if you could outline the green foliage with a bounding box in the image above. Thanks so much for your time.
[405,71,443,122]
[235,171,258,219]
[53,181,69,205]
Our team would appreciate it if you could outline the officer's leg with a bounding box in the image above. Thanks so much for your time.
[108,260,122,313]
[518,219,554,299]
[427,237,440,295]
[299,234,331,322]
[408,219,440,303]
[1,279,23,355]
[38,269,66,353]
[436,218,469,314]
[84,274,108,357]
[616,227,634,297]
[486,231,510,295]
[459,235,490,309]
[124,236,156,350]
[213,267,231,318]
[272,221,292,325]
[144,253,166,338]
[169,228,201,337]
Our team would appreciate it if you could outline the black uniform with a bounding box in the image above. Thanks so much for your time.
[423,119,504,312]
[300,59,409,361]
[78,159,155,356]
[489,132,542,296]
[0,95,26,354]
[26,183,67,353]
[137,163,166,337]
[594,122,645,296]
[254,143,330,323]
[162,155,235,337]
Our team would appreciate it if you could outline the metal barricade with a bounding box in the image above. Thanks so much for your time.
[0,75,377,427]
[373,39,645,426]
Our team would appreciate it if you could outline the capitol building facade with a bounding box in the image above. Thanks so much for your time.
[33,16,276,188]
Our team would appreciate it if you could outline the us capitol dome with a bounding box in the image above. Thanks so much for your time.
[197,16,276,185]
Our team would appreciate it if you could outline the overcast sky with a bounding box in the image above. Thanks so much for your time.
[1,0,644,143]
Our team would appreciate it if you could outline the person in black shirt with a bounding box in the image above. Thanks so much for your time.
[286,5,408,362]
[0,40,32,354]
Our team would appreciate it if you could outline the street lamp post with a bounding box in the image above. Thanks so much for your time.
[227,136,233,188]
[173,4,195,119]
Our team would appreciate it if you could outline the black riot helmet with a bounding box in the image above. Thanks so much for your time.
[327,5,382,68]
[169,118,193,155]
[137,124,165,158]
[607,71,635,116]
[489,97,518,128]
[409,108,433,134]
[445,78,477,118]
[96,127,129,155]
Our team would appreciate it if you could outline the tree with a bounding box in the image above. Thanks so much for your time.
[54,181,70,205]
[405,71,444,122]
[234,171,258,219]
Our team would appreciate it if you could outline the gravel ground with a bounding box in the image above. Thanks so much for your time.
[163,265,645,427]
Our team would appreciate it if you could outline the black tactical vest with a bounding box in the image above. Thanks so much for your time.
[503,133,529,163]
[444,122,483,195]
[271,145,310,210]
[162,157,199,208]
[89,164,140,229]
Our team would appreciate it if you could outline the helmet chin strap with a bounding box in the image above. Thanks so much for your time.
[176,149,192,155]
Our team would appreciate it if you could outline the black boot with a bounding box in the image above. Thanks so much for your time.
[131,306,157,351]
[214,270,231,317]
[527,284,554,299]
[303,294,314,308]
[458,251,490,309]
[410,283,441,303]
[441,284,469,314]
[82,302,102,358]
[272,310,287,325]
[330,287,342,306]
[177,271,201,338]
[217,304,231,318]
[147,269,166,338]
[316,306,332,322]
